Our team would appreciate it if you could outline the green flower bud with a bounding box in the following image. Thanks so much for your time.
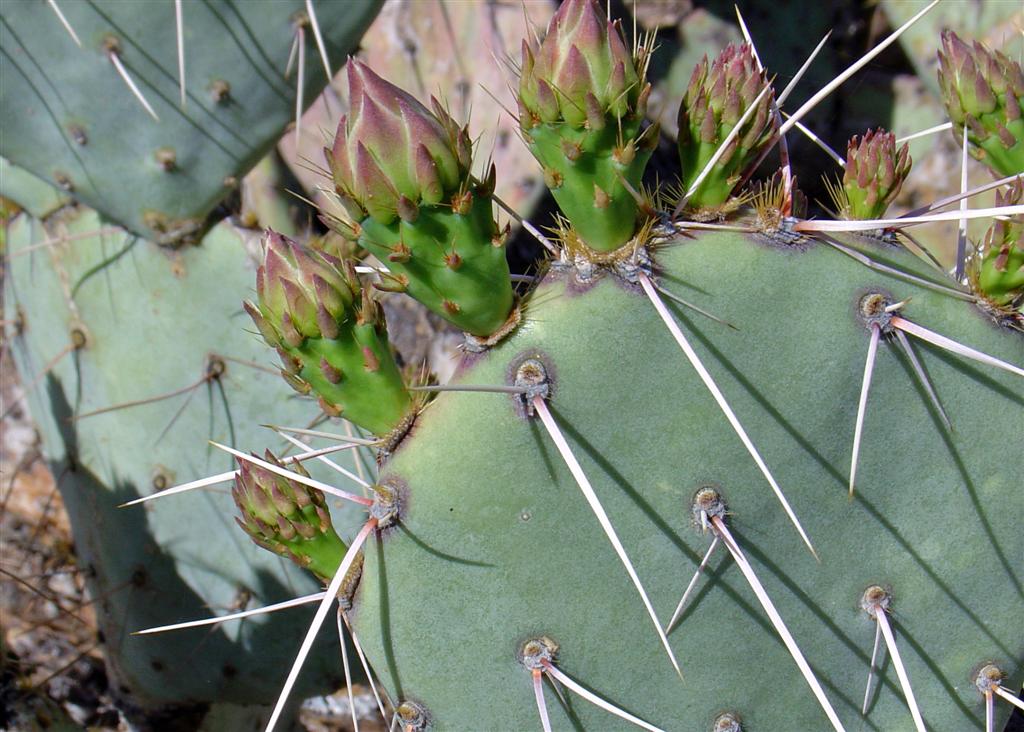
[325,61,515,338]
[232,453,348,582]
[247,230,412,436]
[254,230,358,343]
[677,43,777,212]
[840,129,912,220]
[516,0,655,251]
[938,31,1024,177]
[970,179,1024,314]
[328,60,471,225]
[518,0,641,129]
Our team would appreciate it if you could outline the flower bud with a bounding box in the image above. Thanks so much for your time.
[324,61,515,337]
[969,179,1023,315]
[840,129,912,220]
[247,230,412,436]
[328,60,469,225]
[938,31,1024,177]
[518,0,640,129]
[676,44,777,211]
[253,231,357,345]
[516,0,654,251]
[232,453,347,582]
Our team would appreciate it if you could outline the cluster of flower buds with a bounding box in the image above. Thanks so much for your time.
[970,179,1023,314]
[839,129,912,220]
[938,31,1024,177]
[517,0,656,252]
[676,43,777,212]
[232,452,349,583]
[245,230,411,436]
[326,61,514,338]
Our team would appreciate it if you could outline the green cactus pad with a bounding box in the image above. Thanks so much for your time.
[4,208,365,714]
[0,157,71,218]
[0,0,380,244]
[351,229,1022,730]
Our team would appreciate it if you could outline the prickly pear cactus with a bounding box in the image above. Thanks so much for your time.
[2,0,384,722]
[8,0,1023,729]
[0,0,380,244]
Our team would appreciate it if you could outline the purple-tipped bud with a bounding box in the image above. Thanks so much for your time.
[327,60,474,225]
[233,453,347,581]
[676,44,777,209]
[971,179,1024,309]
[839,129,912,221]
[938,31,1024,177]
[518,0,643,130]
[252,230,358,348]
